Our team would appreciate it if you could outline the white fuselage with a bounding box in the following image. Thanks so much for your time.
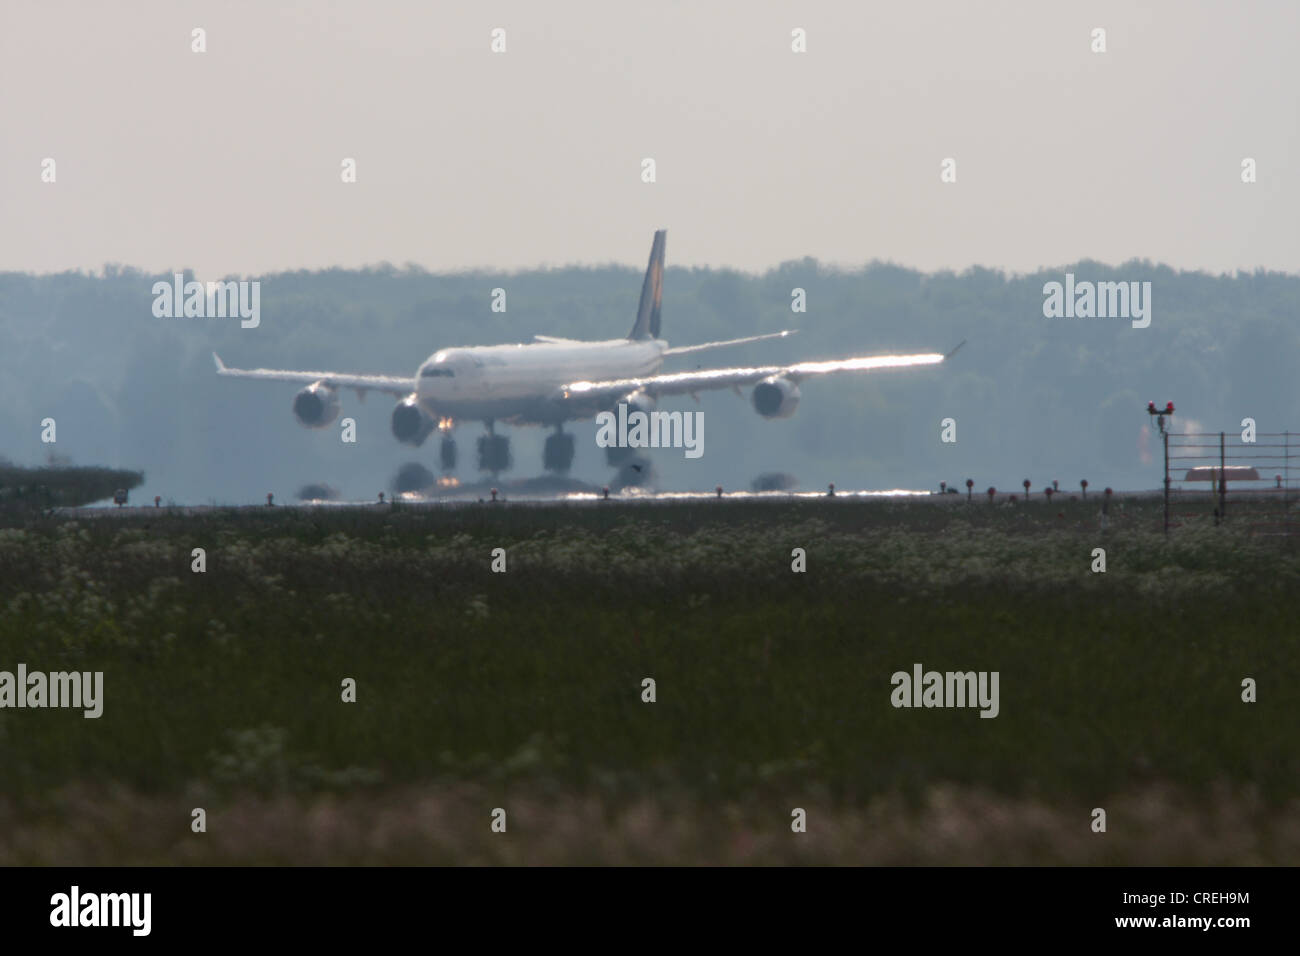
[415,338,666,425]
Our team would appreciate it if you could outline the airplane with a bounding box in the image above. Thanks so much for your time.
[213,229,957,475]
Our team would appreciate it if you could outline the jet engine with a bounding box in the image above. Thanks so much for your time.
[391,394,436,446]
[292,382,340,428]
[603,389,657,468]
[751,376,801,419]
[621,389,656,417]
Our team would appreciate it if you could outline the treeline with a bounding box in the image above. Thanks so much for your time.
[0,461,145,513]
[0,260,1295,504]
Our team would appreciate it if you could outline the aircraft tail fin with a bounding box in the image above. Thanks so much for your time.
[627,229,666,340]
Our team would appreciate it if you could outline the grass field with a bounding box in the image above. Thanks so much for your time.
[0,495,1297,864]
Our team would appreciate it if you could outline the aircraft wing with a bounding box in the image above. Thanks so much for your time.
[661,329,797,356]
[212,353,413,396]
[558,344,960,403]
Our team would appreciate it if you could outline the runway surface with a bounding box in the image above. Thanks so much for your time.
[53,486,1192,517]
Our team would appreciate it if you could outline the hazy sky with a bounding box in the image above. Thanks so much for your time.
[2,0,1296,277]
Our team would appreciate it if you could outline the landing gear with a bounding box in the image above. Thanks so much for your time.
[440,436,457,472]
[476,421,512,474]
[477,435,512,473]
[543,427,576,473]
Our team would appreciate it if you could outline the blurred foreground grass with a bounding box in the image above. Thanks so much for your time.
[0,495,1296,863]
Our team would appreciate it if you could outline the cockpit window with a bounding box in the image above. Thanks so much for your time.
[421,367,454,377]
